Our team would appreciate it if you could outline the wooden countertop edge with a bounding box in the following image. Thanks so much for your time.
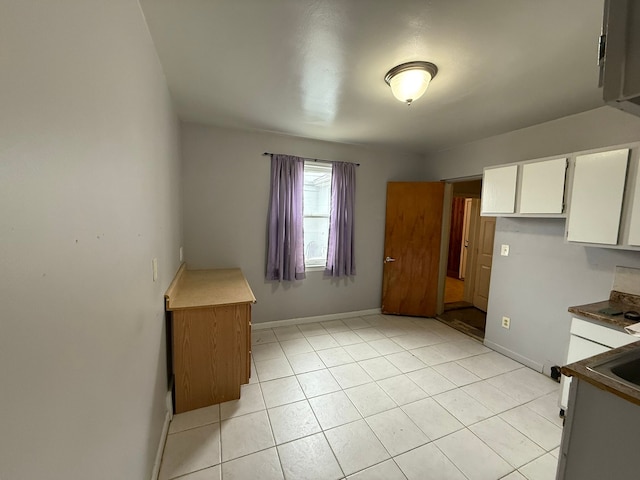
[237,273,257,304]
[165,265,256,311]
[166,300,255,311]
[164,262,187,310]
[562,341,640,407]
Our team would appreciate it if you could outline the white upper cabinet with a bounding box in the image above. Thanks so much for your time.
[566,149,629,245]
[600,1,640,118]
[478,144,640,250]
[481,158,567,217]
[519,158,567,214]
[626,159,640,246]
[481,165,517,215]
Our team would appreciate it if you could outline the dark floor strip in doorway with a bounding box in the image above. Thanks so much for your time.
[437,305,486,342]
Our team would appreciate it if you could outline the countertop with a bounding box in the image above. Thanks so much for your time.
[562,341,640,407]
[567,290,640,329]
[165,264,256,310]
[563,290,640,406]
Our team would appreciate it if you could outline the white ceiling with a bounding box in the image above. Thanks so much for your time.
[139,0,606,154]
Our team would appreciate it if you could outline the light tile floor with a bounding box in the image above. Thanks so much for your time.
[159,314,562,480]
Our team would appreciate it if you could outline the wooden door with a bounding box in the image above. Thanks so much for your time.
[459,198,473,279]
[381,182,445,317]
[463,198,481,303]
[447,196,466,278]
[472,216,496,312]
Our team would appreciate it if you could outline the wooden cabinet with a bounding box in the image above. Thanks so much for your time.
[481,165,517,215]
[566,149,629,245]
[165,265,255,413]
[481,158,567,217]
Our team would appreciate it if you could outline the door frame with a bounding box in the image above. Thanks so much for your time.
[436,175,483,315]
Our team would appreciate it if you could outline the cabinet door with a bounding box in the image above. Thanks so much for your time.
[560,335,610,409]
[519,158,567,214]
[481,165,517,215]
[566,149,628,245]
[627,162,640,246]
[602,1,640,115]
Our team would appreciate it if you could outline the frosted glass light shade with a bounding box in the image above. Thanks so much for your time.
[389,70,432,103]
[384,61,438,105]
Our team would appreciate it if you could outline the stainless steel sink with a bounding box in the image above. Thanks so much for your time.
[587,347,640,392]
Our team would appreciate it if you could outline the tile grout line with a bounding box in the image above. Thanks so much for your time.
[256,369,287,480]
[165,315,561,480]
[277,322,347,479]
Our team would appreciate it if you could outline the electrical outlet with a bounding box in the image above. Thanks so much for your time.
[501,244,510,256]
[179,246,184,262]
[502,316,510,329]
[152,257,158,282]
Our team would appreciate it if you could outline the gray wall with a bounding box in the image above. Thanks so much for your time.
[426,107,640,374]
[181,122,425,323]
[0,2,182,479]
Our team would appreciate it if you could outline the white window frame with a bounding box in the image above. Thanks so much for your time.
[303,161,332,270]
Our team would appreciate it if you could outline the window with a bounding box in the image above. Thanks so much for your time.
[303,161,332,268]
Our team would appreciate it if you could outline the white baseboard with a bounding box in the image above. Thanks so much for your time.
[252,308,382,330]
[151,391,173,480]
[483,340,544,373]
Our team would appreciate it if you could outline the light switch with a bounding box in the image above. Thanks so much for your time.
[501,244,510,256]
[179,246,184,262]
[152,257,158,282]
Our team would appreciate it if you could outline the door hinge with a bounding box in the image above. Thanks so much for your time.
[597,34,606,66]
[597,33,606,87]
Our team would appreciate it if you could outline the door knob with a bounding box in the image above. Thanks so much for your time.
[384,256,396,263]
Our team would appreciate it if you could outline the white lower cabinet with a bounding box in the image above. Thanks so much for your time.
[559,317,636,410]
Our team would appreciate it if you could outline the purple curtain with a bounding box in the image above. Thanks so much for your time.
[266,154,306,281]
[325,161,356,277]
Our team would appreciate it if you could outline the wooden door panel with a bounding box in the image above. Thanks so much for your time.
[459,198,473,279]
[473,216,496,312]
[476,265,491,298]
[479,218,495,255]
[382,182,445,317]
[447,197,466,278]
[463,198,481,303]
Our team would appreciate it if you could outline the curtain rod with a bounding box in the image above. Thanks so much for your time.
[262,152,360,167]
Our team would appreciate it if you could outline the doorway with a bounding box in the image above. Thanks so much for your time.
[438,179,494,341]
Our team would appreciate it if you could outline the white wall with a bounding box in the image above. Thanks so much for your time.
[426,107,640,374]
[181,122,425,323]
[0,2,181,479]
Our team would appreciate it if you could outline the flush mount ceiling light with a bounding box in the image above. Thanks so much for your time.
[384,61,438,106]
